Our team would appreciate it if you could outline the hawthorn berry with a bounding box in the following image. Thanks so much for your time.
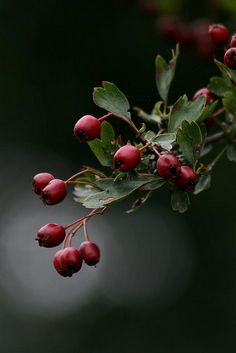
[36,223,66,248]
[113,145,141,171]
[208,24,230,46]
[175,166,198,190]
[41,179,67,205]
[79,241,100,266]
[73,115,101,141]
[192,87,214,104]
[53,247,82,277]
[224,48,236,69]
[32,173,54,195]
[156,153,181,180]
[230,34,236,48]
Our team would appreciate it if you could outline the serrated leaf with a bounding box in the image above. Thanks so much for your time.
[197,101,218,124]
[134,106,161,125]
[223,88,236,118]
[74,177,159,209]
[126,191,152,214]
[171,190,190,213]
[152,133,176,151]
[168,95,206,132]
[140,177,166,190]
[155,44,179,102]
[208,76,232,97]
[88,121,117,167]
[194,174,211,194]
[177,120,202,165]
[93,81,136,129]
[226,145,236,162]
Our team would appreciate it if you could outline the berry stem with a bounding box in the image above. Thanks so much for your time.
[205,131,224,144]
[152,146,161,157]
[65,168,105,184]
[212,107,225,118]
[98,112,140,136]
[83,220,89,241]
[65,207,107,230]
[139,142,152,152]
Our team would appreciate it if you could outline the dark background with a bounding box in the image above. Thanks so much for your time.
[0,1,235,352]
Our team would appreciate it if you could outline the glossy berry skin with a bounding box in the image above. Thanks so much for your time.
[41,179,67,205]
[224,48,236,69]
[208,24,230,46]
[53,247,82,277]
[36,223,66,248]
[113,145,141,172]
[73,115,101,142]
[156,154,181,180]
[79,241,100,266]
[175,166,198,190]
[192,87,214,104]
[230,34,236,48]
[32,173,54,195]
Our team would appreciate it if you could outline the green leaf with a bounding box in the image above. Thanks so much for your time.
[140,177,166,191]
[133,106,161,125]
[152,133,176,151]
[176,120,202,165]
[168,95,206,132]
[194,174,211,195]
[226,145,236,162]
[126,191,152,214]
[223,88,236,118]
[155,44,179,102]
[88,121,117,167]
[214,59,236,82]
[208,76,232,97]
[74,177,159,209]
[93,81,136,128]
[197,101,218,124]
[171,190,190,213]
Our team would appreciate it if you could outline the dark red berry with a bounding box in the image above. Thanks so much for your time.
[224,48,236,69]
[157,16,180,41]
[79,241,100,266]
[41,179,67,205]
[36,223,66,248]
[113,145,141,172]
[53,247,82,277]
[156,154,181,180]
[73,115,101,141]
[175,166,198,190]
[192,87,214,104]
[230,34,236,48]
[208,24,230,46]
[32,173,54,195]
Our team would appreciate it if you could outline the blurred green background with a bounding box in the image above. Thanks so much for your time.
[0,1,236,352]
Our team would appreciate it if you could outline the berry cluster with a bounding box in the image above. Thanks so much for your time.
[32,23,236,276]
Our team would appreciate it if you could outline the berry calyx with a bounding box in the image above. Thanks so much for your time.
[224,48,236,69]
[53,247,82,277]
[79,241,100,266]
[208,24,230,46]
[230,34,236,48]
[32,173,54,195]
[113,145,141,171]
[36,223,66,248]
[156,153,181,180]
[175,166,198,190]
[73,115,101,141]
[192,87,214,104]
[41,179,67,205]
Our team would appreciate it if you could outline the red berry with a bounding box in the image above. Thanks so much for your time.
[157,16,180,41]
[53,247,82,277]
[113,145,141,172]
[230,34,236,48]
[156,154,181,180]
[79,241,100,266]
[32,173,54,195]
[175,166,198,190]
[41,179,67,205]
[208,24,230,46]
[224,48,236,69]
[192,87,214,104]
[36,223,66,248]
[73,115,101,141]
